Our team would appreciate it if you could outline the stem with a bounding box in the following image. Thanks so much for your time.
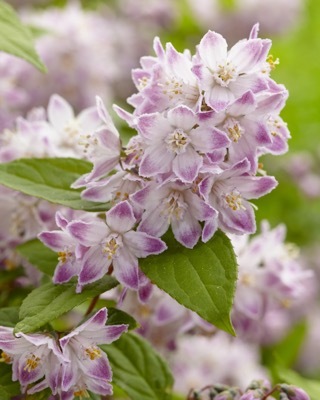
[262,385,280,400]
[84,295,100,316]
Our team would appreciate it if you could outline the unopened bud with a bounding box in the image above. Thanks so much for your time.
[280,384,310,400]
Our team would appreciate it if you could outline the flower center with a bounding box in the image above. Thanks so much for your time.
[166,129,190,154]
[102,236,121,260]
[24,354,40,372]
[73,388,90,399]
[223,118,244,142]
[213,62,236,87]
[159,76,184,100]
[78,133,98,155]
[85,346,101,361]
[162,191,187,221]
[58,250,73,264]
[224,190,246,211]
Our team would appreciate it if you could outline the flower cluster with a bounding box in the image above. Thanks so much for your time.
[230,221,314,344]
[0,1,175,131]
[187,379,310,400]
[0,308,127,398]
[38,25,290,292]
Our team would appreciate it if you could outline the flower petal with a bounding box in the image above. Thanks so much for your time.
[106,201,136,233]
[123,231,167,258]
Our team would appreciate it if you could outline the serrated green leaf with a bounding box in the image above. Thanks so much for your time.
[0,158,109,212]
[15,276,118,334]
[0,1,46,71]
[140,230,237,335]
[101,332,174,400]
[106,308,138,331]
[17,239,57,276]
[275,366,320,400]
[0,307,20,327]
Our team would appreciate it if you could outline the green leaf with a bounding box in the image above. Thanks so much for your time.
[263,321,307,369]
[17,239,57,276]
[26,388,51,400]
[275,366,320,400]
[106,308,138,331]
[15,276,118,334]
[140,230,237,335]
[0,307,20,327]
[0,158,109,211]
[0,364,20,399]
[0,1,46,72]
[101,332,174,400]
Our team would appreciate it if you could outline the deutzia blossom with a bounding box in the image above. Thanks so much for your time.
[200,159,277,234]
[137,105,229,182]
[0,327,65,394]
[59,308,128,399]
[67,201,167,291]
[132,181,217,248]
[192,25,271,111]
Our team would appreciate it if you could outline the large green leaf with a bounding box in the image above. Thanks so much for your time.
[17,239,57,276]
[140,230,237,335]
[275,366,320,400]
[101,332,173,400]
[0,158,109,211]
[15,276,118,334]
[0,1,46,71]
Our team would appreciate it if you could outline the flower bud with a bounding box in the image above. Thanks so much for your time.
[280,384,310,400]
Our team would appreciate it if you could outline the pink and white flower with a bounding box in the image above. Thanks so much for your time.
[67,201,167,291]
[59,308,127,399]
[0,326,65,394]
[132,181,217,248]
[200,159,277,235]
[137,105,229,182]
[192,27,271,111]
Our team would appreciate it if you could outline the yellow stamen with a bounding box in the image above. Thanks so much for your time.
[225,191,246,211]
[267,55,280,70]
[103,238,119,260]
[24,354,40,372]
[85,346,101,360]
[58,251,72,263]
[0,351,12,363]
[73,388,90,399]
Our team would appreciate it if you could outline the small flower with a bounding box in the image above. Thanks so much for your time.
[192,28,271,111]
[59,308,128,397]
[200,159,277,235]
[67,201,167,290]
[0,326,65,394]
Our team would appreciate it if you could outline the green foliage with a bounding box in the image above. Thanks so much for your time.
[262,320,307,369]
[101,332,174,400]
[0,267,24,286]
[140,230,237,336]
[17,239,57,276]
[14,276,118,334]
[0,307,20,327]
[0,0,46,71]
[107,308,138,331]
[0,158,109,212]
[0,364,20,400]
